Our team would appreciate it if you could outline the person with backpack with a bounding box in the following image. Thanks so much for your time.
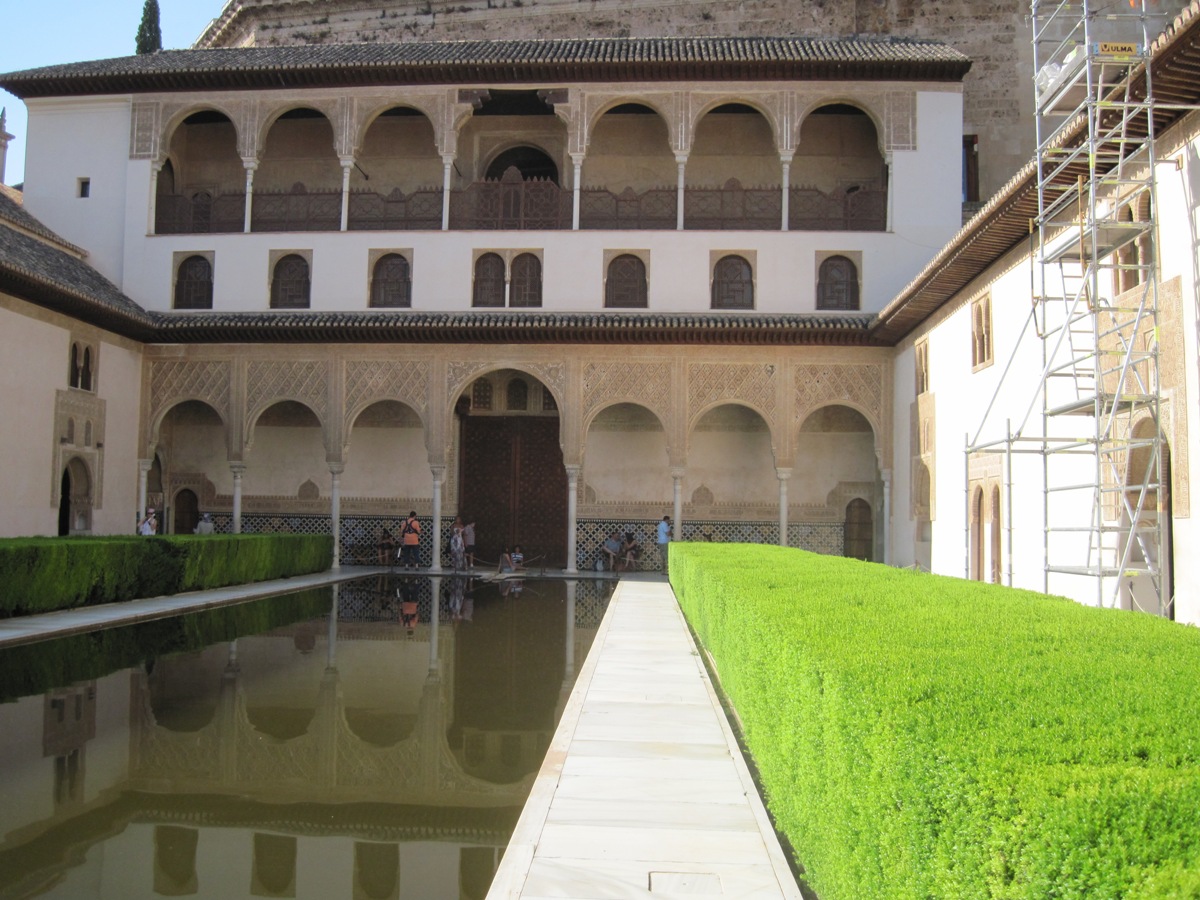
[399,511,421,568]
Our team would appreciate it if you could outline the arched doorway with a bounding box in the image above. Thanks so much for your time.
[1122,422,1174,617]
[457,370,567,568]
[59,458,92,536]
[174,489,200,536]
[844,498,873,561]
[990,486,1002,584]
[969,487,984,580]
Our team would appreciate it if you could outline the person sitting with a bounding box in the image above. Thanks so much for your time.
[377,527,396,564]
[510,545,525,570]
[620,532,642,570]
[600,531,621,570]
[499,547,515,574]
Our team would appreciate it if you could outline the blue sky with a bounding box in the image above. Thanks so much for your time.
[1,1,221,186]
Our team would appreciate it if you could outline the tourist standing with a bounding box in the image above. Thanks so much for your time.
[138,508,158,535]
[399,511,421,568]
[462,520,476,570]
[657,514,671,574]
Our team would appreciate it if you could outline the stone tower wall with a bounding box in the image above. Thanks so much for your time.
[196,0,1034,198]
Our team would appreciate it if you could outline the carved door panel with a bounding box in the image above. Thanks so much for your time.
[461,417,567,567]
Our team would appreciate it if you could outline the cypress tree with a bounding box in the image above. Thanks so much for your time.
[136,0,163,55]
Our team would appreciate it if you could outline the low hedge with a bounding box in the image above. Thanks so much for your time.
[0,586,333,702]
[0,534,333,617]
[671,543,1200,900]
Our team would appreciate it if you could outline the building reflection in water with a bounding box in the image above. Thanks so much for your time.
[0,575,613,899]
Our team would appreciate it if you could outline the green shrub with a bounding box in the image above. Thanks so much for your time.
[0,535,332,616]
[671,543,1200,900]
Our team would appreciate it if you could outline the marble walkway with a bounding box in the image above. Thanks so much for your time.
[487,578,803,899]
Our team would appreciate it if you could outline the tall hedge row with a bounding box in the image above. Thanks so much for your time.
[0,534,333,616]
[670,543,1200,900]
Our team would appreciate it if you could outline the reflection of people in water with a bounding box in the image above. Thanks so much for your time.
[499,577,524,598]
[448,575,467,619]
[400,578,419,631]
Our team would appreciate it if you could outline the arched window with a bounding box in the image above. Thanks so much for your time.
[270,255,310,309]
[510,253,542,307]
[506,378,528,411]
[370,254,411,308]
[711,255,753,310]
[471,379,493,411]
[69,343,81,389]
[605,255,648,308]
[80,347,93,391]
[174,255,214,310]
[472,253,505,308]
[817,256,860,310]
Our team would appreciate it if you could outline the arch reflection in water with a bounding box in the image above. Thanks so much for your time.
[0,576,612,899]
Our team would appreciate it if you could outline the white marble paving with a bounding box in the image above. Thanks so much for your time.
[486,580,802,900]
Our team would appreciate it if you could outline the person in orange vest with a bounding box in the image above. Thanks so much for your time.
[399,511,421,569]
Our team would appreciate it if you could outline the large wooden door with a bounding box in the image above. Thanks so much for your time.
[460,417,567,567]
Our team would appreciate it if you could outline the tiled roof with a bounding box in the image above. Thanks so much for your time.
[0,37,970,98]
[151,310,878,346]
[0,197,156,337]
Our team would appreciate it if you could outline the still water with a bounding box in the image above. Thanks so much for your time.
[0,575,612,900]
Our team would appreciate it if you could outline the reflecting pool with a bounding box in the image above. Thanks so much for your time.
[0,575,613,899]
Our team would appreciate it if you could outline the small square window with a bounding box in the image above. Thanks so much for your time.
[77,178,91,199]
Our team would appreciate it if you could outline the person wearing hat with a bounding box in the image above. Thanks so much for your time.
[194,512,215,535]
[138,508,158,535]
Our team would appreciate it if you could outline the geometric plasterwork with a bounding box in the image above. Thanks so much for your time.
[885,91,916,152]
[52,389,106,510]
[130,101,161,159]
[1157,275,1189,517]
[524,361,566,398]
[446,360,492,399]
[582,360,671,424]
[246,359,329,428]
[343,359,429,434]
[794,363,883,430]
[149,359,232,433]
[688,362,776,423]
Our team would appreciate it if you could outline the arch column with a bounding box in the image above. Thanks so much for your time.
[779,151,794,232]
[338,157,354,231]
[881,468,892,565]
[674,153,689,231]
[137,458,152,522]
[885,152,894,232]
[671,467,685,541]
[148,161,162,235]
[241,159,258,233]
[570,153,584,230]
[776,467,792,546]
[230,463,245,533]
[430,465,446,573]
[329,463,344,567]
[440,154,455,231]
[565,465,580,573]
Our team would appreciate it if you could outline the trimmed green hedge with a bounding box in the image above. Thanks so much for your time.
[0,586,333,702]
[671,543,1200,900]
[0,534,333,616]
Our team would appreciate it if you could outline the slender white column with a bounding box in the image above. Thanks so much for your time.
[329,465,343,568]
[327,586,339,668]
[339,158,353,231]
[777,468,792,546]
[230,463,245,534]
[564,581,577,677]
[430,466,445,573]
[429,576,441,673]
[671,468,685,541]
[565,465,580,573]
[137,459,152,523]
[674,154,688,231]
[148,163,161,235]
[881,468,892,565]
[242,159,258,233]
[441,155,454,231]
[779,152,794,232]
[571,153,584,230]
[885,153,894,232]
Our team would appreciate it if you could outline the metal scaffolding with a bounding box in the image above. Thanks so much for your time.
[966,0,1171,614]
